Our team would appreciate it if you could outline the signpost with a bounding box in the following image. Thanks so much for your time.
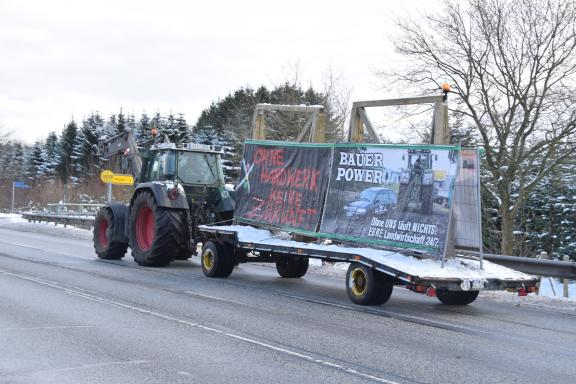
[11,181,31,213]
[100,171,134,203]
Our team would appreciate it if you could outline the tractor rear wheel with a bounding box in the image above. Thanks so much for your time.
[129,190,187,267]
[93,207,128,260]
[275,256,309,278]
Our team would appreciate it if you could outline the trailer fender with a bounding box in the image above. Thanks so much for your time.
[133,183,189,210]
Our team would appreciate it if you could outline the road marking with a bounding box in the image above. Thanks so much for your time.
[0,269,403,384]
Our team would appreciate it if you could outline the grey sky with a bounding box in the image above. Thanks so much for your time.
[1,0,437,143]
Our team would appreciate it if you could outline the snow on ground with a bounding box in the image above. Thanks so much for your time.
[0,213,93,240]
[1,215,574,310]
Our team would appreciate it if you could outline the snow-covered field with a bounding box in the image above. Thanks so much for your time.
[1,213,574,312]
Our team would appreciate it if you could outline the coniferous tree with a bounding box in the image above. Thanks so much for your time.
[56,120,78,184]
[137,112,152,144]
[175,113,190,143]
[40,132,60,178]
[116,109,126,135]
[25,141,45,182]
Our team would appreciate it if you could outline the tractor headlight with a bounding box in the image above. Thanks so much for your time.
[221,190,230,199]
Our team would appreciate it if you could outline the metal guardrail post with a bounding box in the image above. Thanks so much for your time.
[563,255,570,298]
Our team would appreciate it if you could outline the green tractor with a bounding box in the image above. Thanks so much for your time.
[92,130,235,267]
[397,149,436,215]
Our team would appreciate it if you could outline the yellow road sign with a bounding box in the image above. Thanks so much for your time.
[100,170,114,183]
[100,170,134,186]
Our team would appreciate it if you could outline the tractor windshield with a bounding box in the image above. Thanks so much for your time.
[177,152,221,185]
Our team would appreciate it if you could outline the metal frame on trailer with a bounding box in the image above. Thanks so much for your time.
[198,225,538,296]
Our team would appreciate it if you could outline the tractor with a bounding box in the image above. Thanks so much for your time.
[92,129,235,267]
[396,149,436,215]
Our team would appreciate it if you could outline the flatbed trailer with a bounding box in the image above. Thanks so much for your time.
[198,224,538,306]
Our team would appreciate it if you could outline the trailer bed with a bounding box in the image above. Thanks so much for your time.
[199,225,537,293]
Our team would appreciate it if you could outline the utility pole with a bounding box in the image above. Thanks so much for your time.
[11,181,15,213]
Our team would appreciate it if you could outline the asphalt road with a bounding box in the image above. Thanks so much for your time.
[0,227,575,384]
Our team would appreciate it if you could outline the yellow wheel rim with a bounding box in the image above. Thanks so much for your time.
[203,249,214,270]
[350,268,367,296]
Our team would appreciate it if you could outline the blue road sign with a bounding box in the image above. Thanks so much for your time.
[13,181,31,189]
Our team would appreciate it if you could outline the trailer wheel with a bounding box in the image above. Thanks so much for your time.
[372,272,394,305]
[436,290,479,305]
[275,256,309,278]
[201,241,235,278]
[93,208,128,260]
[129,190,185,267]
[346,263,393,305]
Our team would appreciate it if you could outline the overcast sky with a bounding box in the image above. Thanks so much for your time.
[0,0,439,143]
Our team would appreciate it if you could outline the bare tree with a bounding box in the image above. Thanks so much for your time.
[380,0,576,255]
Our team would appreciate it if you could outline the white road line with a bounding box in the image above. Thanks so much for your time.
[0,269,402,384]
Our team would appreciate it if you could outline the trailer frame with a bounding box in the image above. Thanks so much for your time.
[198,225,538,306]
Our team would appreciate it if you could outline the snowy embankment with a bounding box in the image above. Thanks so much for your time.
[0,213,92,240]
[1,213,574,312]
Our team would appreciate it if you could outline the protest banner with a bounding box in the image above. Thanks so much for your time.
[235,141,332,232]
[319,144,459,257]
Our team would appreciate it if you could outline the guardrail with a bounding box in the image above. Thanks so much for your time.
[482,254,576,280]
[22,203,104,227]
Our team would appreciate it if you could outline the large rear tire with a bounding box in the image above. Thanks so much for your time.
[275,256,309,278]
[93,207,128,260]
[436,290,479,305]
[129,190,187,267]
[346,263,393,305]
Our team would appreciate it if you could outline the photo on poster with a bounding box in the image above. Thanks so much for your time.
[319,144,459,256]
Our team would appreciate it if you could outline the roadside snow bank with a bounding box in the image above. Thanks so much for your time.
[0,213,93,240]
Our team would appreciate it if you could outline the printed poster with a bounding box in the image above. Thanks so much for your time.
[319,145,459,256]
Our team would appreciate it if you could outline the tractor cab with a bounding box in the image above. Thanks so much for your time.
[400,149,437,186]
[140,143,232,213]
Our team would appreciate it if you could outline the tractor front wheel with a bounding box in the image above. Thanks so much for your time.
[93,207,128,260]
